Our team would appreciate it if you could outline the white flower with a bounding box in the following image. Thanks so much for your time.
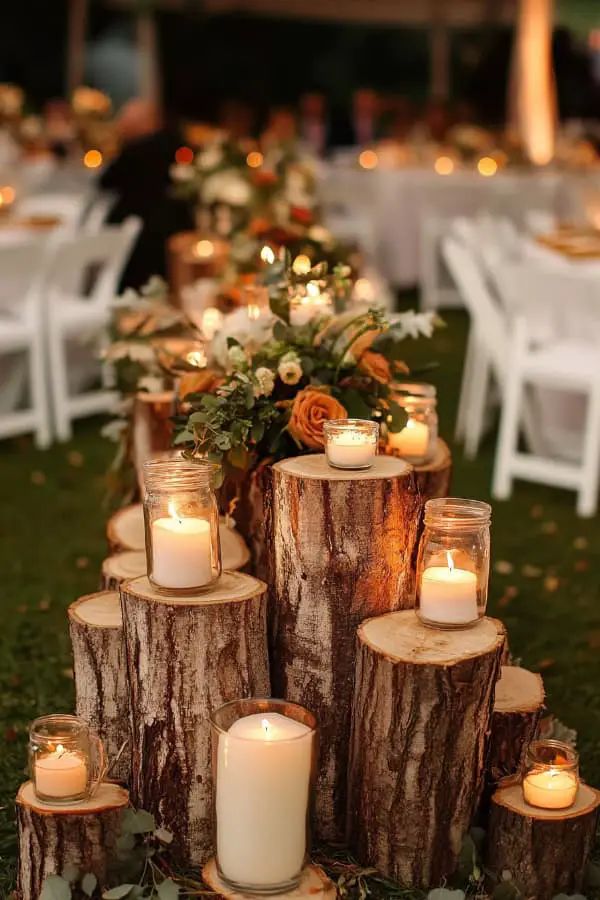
[101,418,128,442]
[307,225,333,245]
[202,170,252,206]
[170,163,195,183]
[285,169,314,209]
[138,375,166,393]
[141,276,168,298]
[211,307,273,369]
[228,345,247,370]
[390,310,437,340]
[104,341,157,363]
[196,143,223,170]
[254,366,275,398]
[278,358,303,385]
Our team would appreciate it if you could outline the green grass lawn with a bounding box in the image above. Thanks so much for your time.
[0,309,599,895]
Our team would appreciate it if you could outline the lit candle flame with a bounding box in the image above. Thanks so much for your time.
[168,500,182,523]
[247,304,261,321]
[260,246,275,265]
[55,743,65,758]
[306,281,320,298]
[292,254,311,275]
[195,239,214,259]
[446,550,455,574]
[261,718,271,737]
[186,349,207,368]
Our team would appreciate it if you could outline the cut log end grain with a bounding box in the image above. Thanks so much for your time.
[487,782,600,900]
[122,570,263,607]
[412,437,453,500]
[16,781,129,900]
[494,665,545,714]
[101,550,146,591]
[202,858,337,900]
[268,453,421,843]
[347,610,505,889]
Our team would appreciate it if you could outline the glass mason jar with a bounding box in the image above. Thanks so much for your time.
[211,698,318,895]
[522,739,579,810]
[323,418,379,470]
[387,382,438,465]
[29,714,106,804]
[416,498,491,629]
[143,457,222,595]
[289,285,333,327]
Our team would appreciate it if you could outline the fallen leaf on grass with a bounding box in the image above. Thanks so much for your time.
[497,594,512,608]
[574,559,589,573]
[62,668,74,680]
[573,536,588,550]
[530,504,544,519]
[8,674,21,687]
[38,597,50,611]
[67,450,84,468]
[75,556,90,570]
[505,585,519,599]
[522,564,542,578]
[587,631,600,649]
[4,727,17,742]
[541,520,558,535]
[537,658,555,670]
[494,560,514,575]
[544,575,560,592]
[30,470,46,486]
[16,604,27,614]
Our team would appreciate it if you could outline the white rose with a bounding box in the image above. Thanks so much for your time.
[170,163,195,183]
[138,375,166,393]
[308,225,333,245]
[203,170,252,206]
[254,366,275,398]
[197,143,223,170]
[228,345,247,370]
[278,359,303,386]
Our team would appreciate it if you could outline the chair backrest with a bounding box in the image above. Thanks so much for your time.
[45,217,142,307]
[18,192,90,234]
[442,235,509,375]
[0,238,49,320]
[82,191,116,234]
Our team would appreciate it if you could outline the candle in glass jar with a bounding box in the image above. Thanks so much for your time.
[420,551,478,625]
[35,744,88,799]
[290,283,332,326]
[216,712,312,888]
[326,430,377,469]
[388,417,429,458]
[151,501,212,589]
[523,769,578,809]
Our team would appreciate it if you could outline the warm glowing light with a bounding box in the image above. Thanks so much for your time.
[186,349,207,368]
[292,254,311,275]
[358,149,378,170]
[260,245,275,265]
[434,155,455,176]
[194,239,214,259]
[168,500,182,522]
[353,278,375,301]
[201,307,224,341]
[246,150,264,168]
[477,156,498,177]
[306,281,320,298]
[261,718,271,736]
[83,149,103,169]
[513,0,555,165]
[247,304,261,321]
[0,185,15,206]
[446,550,455,573]
[55,744,65,757]
[175,145,194,165]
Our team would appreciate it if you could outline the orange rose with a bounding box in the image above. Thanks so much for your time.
[358,350,391,384]
[178,370,221,401]
[288,387,347,450]
[350,327,382,359]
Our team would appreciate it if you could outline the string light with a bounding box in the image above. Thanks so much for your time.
[477,156,498,177]
[83,149,103,169]
[434,156,455,176]
[358,149,378,170]
[246,151,264,168]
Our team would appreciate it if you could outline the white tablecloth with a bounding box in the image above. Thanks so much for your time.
[320,164,597,286]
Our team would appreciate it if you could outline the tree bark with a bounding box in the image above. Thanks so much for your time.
[101,550,146,591]
[487,666,545,787]
[16,781,128,900]
[202,858,336,900]
[121,572,270,865]
[347,610,506,888]
[131,391,176,497]
[232,461,273,581]
[487,782,600,900]
[267,454,421,842]
[106,503,250,571]
[68,592,131,784]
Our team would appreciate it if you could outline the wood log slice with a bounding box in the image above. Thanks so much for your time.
[487,782,600,899]
[106,503,250,571]
[412,437,453,501]
[202,858,336,900]
[488,666,545,787]
[267,453,421,842]
[16,781,129,900]
[101,550,146,591]
[68,592,131,783]
[121,572,270,865]
[131,391,176,496]
[347,610,506,888]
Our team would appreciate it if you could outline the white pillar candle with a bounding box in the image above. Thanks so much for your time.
[420,552,478,625]
[523,769,578,809]
[326,430,377,469]
[151,503,212,590]
[35,745,88,799]
[216,712,312,888]
[388,418,429,459]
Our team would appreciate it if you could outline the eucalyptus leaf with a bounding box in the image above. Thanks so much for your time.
[102,886,137,899]
[173,429,194,445]
[427,890,465,900]
[121,808,155,835]
[157,879,179,900]
[154,826,174,844]
[61,864,80,884]
[40,875,72,900]
[81,873,98,897]
[116,832,136,853]
[552,895,587,899]
[492,882,521,900]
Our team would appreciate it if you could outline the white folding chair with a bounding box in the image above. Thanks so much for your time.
[82,191,116,234]
[45,217,141,440]
[318,168,378,261]
[0,240,52,447]
[19,192,90,235]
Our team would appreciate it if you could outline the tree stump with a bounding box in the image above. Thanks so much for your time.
[106,503,250,571]
[487,782,600,900]
[202,858,336,900]
[16,781,129,900]
[412,437,453,501]
[68,592,131,784]
[347,609,506,888]
[101,550,146,591]
[488,666,545,787]
[132,391,176,495]
[267,453,420,842]
[121,572,270,865]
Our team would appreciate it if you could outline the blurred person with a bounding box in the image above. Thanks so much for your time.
[331,88,382,148]
[44,99,76,159]
[100,98,192,289]
[386,96,415,142]
[218,99,254,140]
[262,106,298,148]
[412,99,451,144]
[298,91,328,157]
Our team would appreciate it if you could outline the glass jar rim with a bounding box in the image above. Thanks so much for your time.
[323,418,379,432]
[394,394,437,410]
[210,698,317,740]
[527,739,578,768]
[30,713,86,742]
[424,497,491,527]
[393,381,437,399]
[143,456,221,491]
